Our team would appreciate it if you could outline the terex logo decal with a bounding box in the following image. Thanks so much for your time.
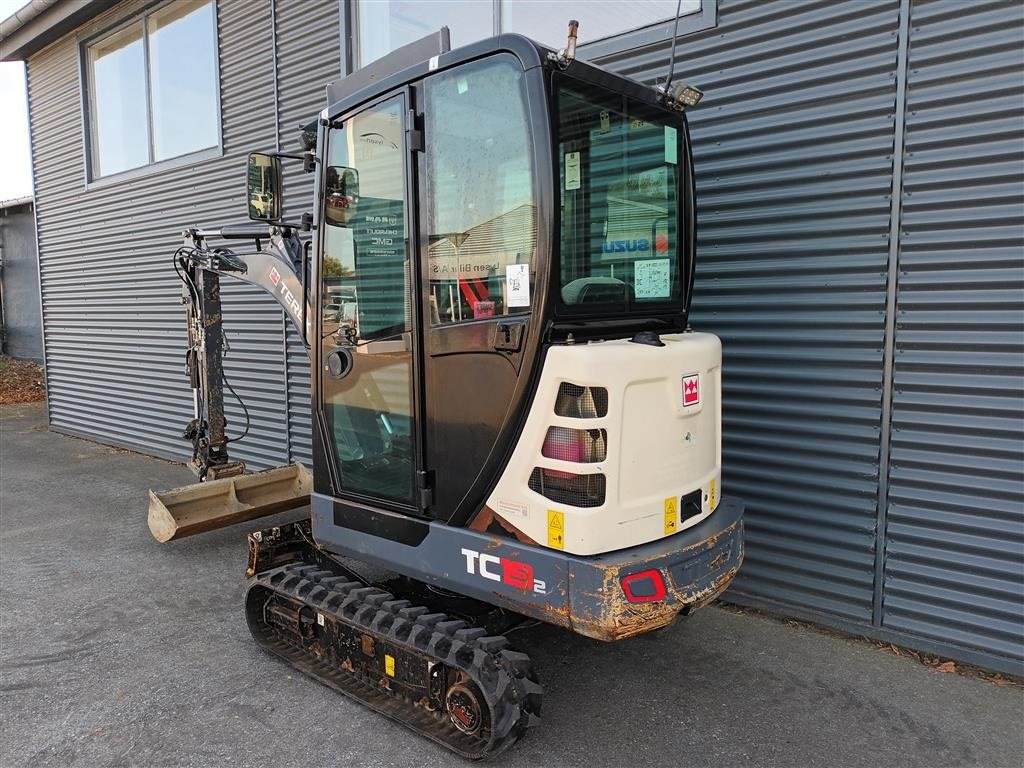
[602,239,650,253]
[268,266,301,318]
[461,548,547,595]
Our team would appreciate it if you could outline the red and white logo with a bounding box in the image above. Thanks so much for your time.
[269,266,281,285]
[461,548,547,594]
[683,373,700,406]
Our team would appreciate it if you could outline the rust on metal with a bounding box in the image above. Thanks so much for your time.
[467,505,540,546]
[361,634,375,657]
[569,519,744,642]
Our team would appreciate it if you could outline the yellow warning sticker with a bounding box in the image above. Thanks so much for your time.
[709,479,718,511]
[384,654,395,677]
[547,510,565,550]
[664,496,678,536]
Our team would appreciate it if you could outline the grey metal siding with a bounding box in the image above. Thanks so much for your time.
[599,0,902,622]
[0,203,43,363]
[882,0,1024,664]
[28,0,335,471]
[274,0,341,467]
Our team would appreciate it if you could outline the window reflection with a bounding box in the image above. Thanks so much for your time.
[89,23,147,176]
[320,98,416,504]
[424,55,536,324]
[148,0,219,162]
[357,0,493,67]
[557,80,683,312]
[86,0,219,178]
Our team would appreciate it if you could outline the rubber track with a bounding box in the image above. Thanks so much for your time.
[246,562,542,759]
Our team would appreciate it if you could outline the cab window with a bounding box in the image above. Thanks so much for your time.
[423,55,536,325]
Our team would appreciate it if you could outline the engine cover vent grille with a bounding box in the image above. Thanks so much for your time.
[528,468,606,508]
[554,383,608,418]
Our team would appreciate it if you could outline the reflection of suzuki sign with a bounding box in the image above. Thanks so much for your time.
[602,239,651,253]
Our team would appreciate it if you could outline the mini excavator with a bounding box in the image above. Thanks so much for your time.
[148,23,743,758]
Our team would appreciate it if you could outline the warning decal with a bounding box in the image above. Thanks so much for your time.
[547,510,564,550]
[664,497,678,536]
[683,373,700,406]
[709,478,717,511]
[384,654,395,677]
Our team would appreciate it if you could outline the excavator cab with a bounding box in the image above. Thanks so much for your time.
[148,25,743,759]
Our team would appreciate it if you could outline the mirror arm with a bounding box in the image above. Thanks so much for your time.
[267,150,318,172]
[301,239,311,348]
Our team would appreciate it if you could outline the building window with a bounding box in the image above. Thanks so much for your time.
[502,1,700,51]
[357,0,494,68]
[85,0,220,179]
[353,0,707,68]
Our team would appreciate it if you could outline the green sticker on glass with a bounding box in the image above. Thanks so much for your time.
[664,126,678,165]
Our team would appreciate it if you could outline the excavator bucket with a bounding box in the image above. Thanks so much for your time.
[148,463,313,543]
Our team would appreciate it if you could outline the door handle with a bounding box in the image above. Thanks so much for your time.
[493,319,526,352]
[325,347,354,379]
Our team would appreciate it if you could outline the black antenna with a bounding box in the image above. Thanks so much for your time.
[663,0,684,90]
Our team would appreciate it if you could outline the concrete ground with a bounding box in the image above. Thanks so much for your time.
[1,402,1021,768]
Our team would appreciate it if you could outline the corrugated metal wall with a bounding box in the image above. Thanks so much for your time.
[600,0,901,623]
[597,0,1023,673]
[27,0,335,471]
[274,0,340,468]
[882,0,1024,665]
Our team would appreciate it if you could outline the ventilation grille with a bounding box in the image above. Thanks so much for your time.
[554,383,608,418]
[529,468,606,508]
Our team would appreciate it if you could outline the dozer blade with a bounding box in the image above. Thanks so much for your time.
[148,463,312,543]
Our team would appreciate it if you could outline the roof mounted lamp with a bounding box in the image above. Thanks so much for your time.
[657,0,704,111]
[662,80,704,111]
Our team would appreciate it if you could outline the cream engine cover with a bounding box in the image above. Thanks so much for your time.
[485,331,723,556]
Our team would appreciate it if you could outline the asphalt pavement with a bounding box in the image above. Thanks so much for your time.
[2,402,1021,767]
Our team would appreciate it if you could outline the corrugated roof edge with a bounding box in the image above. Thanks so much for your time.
[1,0,118,61]
[0,196,34,210]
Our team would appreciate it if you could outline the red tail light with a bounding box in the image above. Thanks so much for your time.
[542,427,586,477]
[620,569,667,603]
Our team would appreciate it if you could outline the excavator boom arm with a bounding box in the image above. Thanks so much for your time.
[177,224,312,479]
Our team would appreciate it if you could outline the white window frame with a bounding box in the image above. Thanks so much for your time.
[80,0,223,187]
[344,0,717,72]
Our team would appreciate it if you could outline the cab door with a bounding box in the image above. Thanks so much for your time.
[415,54,544,522]
[318,92,422,510]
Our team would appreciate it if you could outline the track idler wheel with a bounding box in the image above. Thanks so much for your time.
[446,679,487,736]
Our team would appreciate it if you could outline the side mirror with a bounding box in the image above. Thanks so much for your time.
[324,166,359,227]
[247,153,282,222]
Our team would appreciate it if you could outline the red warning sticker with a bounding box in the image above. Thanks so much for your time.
[683,373,700,406]
[269,266,281,285]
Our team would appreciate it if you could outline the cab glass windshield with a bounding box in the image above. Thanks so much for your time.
[557,79,686,313]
